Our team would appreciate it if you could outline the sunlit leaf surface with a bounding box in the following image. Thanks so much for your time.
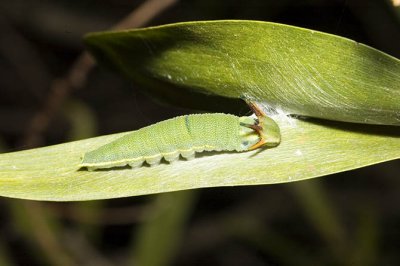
[0,115,399,201]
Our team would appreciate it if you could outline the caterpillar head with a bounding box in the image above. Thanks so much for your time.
[239,115,281,151]
[257,115,281,147]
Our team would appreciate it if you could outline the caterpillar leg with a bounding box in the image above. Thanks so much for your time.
[181,150,195,160]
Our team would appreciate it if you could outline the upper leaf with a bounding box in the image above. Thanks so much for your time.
[85,20,400,125]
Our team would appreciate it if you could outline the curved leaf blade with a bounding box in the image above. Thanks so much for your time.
[0,117,399,201]
[85,20,400,125]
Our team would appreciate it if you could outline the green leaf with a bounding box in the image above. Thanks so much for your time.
[0,117,399,201]
[85,20,400,125]
[1,20,399,201]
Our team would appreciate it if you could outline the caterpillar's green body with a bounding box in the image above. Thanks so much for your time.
[80,113,280,171]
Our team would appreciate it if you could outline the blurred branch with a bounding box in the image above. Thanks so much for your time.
[9,200,76,266]
[21,0,178,148]
[113,0,178,30]
[0,18,50,101]
[24,202,76,266]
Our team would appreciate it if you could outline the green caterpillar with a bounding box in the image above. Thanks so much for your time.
[80,103,280,171]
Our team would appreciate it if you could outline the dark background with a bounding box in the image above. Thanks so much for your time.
[0,0,399,265]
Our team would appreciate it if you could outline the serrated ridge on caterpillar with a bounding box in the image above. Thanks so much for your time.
[81,144,217,168]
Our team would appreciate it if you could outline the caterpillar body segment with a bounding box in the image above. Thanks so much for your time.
[80,107,280,171]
